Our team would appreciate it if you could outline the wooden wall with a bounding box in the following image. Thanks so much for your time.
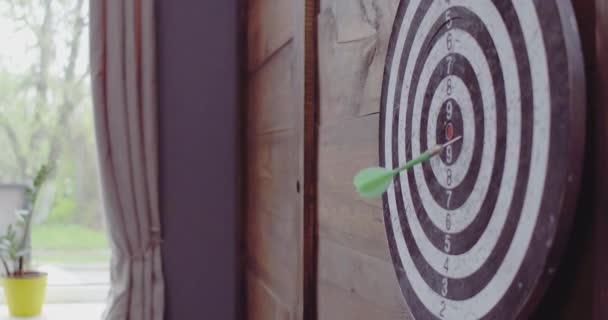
[315,1,413,319]
[245,0,306,319]
[245,0,608,319]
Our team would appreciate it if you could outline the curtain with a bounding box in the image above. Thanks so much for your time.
[89,0,164,319]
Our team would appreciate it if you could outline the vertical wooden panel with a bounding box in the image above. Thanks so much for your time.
[316,0,413,319]
[247,0,294,70]
[246,0,305,318]
[592,0,608,318]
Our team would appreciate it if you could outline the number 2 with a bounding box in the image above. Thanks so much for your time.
[440,301,446,317]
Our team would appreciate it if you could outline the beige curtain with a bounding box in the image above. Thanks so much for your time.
[89,1,164,319]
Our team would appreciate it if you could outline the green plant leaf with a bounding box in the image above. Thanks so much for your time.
[16,247,30,257]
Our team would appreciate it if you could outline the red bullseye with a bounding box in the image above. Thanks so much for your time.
[445,122,454,141]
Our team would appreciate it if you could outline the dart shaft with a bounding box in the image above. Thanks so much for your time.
[394,136,462,173]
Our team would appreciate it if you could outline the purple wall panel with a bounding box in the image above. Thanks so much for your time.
[156,1,241,319]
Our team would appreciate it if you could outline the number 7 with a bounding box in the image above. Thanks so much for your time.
[446,56,454,74]
[446,190,453,208]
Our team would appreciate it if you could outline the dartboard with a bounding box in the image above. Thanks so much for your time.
[379,1,585,319]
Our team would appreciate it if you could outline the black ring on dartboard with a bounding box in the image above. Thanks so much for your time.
[419,54,486,212]
[386,2,533,303]
[413,54,501,256]
[412,10,505,253]
[420,55,486,210]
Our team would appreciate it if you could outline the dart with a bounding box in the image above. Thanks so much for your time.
[353,136,462,199]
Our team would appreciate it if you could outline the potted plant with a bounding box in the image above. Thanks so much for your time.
[0,165,52,317]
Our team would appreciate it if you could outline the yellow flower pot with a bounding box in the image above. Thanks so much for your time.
[2,272,47,317]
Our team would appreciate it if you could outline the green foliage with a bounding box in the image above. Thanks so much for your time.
[46,197,76,224]
[0,165,52,276]
[0,0,107,271]
[31,224,108,250]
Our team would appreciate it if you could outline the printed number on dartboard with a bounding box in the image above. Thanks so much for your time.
[443,6,455,318]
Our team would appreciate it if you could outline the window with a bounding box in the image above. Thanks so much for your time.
[0,0,107,317]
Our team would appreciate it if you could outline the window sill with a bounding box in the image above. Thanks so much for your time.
[0,303,105,319]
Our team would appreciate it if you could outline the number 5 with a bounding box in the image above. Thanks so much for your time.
[445,10,453,29]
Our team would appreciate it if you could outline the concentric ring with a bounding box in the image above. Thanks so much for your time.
[394,2,522,298]
[378,0,584,318]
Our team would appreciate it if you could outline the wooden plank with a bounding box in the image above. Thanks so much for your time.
[292,0,306,319]
[318,8,376,124]
[317,1,399,125]
[318,188,390,262]
[318,115,382,208]
[246,131,301,306]
[247,131,300,215]
[317,237,411,316]
[246,205,300,307]
[247,0,295,70]
[248,273,293,320]
[247,44,297,134]
[246,0,305,318]
[303,0,319,318]
[594,0,608,317]
[247,273,284,320]
[318,282,409,320]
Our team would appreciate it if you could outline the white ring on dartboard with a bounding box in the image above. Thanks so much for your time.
[398,9,517,278]
[414,31,496,235]
[383,1,550,319]
[397,3,520,301]
[426,74,476,190]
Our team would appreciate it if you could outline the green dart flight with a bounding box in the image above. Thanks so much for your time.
[353,136,462,199]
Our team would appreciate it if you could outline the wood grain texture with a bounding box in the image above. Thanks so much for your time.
[318,116,382,208]
[247,0,295,70]
[247,272,292,320]
[303,0,319,318]
[318,238,412,319]
[246,0,305,318]
[317,188,389,262]
[593,0,608,317]
[317,0,398,126]
[316,1,412,319]
[247,43,297,134]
